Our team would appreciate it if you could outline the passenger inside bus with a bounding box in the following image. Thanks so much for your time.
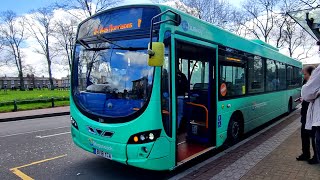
[176,67,188,131]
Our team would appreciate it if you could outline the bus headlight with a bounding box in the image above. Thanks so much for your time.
[128,130,161,144]
[149,133,155,140]
[140,134,146,141]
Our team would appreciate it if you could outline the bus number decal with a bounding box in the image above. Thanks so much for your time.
[218,115,222,128]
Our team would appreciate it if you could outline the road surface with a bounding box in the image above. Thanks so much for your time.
[0,116,169,180]
[0,112,296,180]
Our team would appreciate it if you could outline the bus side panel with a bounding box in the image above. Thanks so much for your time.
[216,99,250,147]
[243,92,287,133]
[216,89,299,147]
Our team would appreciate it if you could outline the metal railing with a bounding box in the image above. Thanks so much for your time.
[0,97,69,112]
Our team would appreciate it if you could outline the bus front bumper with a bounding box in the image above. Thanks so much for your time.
[71,126,172,170]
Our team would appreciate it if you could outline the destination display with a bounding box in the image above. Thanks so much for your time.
[93,19,142,35]
[78,7,159,39]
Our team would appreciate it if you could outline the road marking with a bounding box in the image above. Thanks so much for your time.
[36,131,70,138]
[169,109,300,180]
[10,168,33,180]
[10,154,67,180]
[0,126,70,138]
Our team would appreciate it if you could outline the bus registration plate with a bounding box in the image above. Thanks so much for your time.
[94,149,112,160]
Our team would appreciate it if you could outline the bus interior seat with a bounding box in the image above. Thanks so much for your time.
[184,83,209,127]
[190,83,209,105]
[193,83,209,90]
[251,82,261,89]
[225,82,233,96]
[185,103,207,125]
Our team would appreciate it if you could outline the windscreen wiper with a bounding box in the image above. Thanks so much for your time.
[97,35,124,49]
[77,37,146,51]
[97,36,147,51]
[77,35,123,49]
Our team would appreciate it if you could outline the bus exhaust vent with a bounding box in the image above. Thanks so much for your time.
[102,131,114,138]
[96,129,103,136]
[87,126,114,137]
[87,126,95,134]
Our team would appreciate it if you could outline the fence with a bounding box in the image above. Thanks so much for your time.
[0,97,70,112]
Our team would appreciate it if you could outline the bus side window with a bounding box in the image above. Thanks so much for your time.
[218,46,246,98]
[219,65,246,97]
[277,62,286,90]
[266,59,277,92]
[248,56,265,94]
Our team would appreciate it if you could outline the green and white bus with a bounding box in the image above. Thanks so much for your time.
[70,4,302,170]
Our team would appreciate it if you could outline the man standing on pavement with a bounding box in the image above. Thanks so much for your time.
[296,66,316,163]
[301,65,320,164]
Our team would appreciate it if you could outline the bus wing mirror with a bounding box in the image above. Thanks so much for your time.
[148,42,164,67]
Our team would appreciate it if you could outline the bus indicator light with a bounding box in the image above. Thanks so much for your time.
[138,19,142,28]
[134,136,139,142]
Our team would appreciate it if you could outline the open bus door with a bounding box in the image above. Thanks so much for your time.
[173,35,217,165]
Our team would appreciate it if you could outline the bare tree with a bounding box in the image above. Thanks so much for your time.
[272,0,300,48]
[0,11,27,90]
[54,18,78,73]
[299,0,319,8]
[24,64,36,88]
[0,38,4,67]
[182,0,233,27]
[26,7,56,90]
[57,0,123,18]
[282,19,314,59]
[181,0,210,19]
[241,0,280,43]
[272,0,315,60]
[227,8,249,35]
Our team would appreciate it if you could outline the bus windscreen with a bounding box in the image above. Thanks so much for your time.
[78,7,160,39]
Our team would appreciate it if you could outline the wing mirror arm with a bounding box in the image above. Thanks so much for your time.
[148,10,181,55]
[147,10,181,66]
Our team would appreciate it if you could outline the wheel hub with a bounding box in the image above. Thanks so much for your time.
[232,122,239,138]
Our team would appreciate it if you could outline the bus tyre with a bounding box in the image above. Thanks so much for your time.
[227,115,242,145]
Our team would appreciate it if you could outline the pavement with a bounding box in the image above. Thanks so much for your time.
[0,108,319,180]
[171,110,320,180]
[0,106,70,122]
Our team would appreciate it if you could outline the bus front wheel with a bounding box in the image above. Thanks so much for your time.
[227,114,243,145]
